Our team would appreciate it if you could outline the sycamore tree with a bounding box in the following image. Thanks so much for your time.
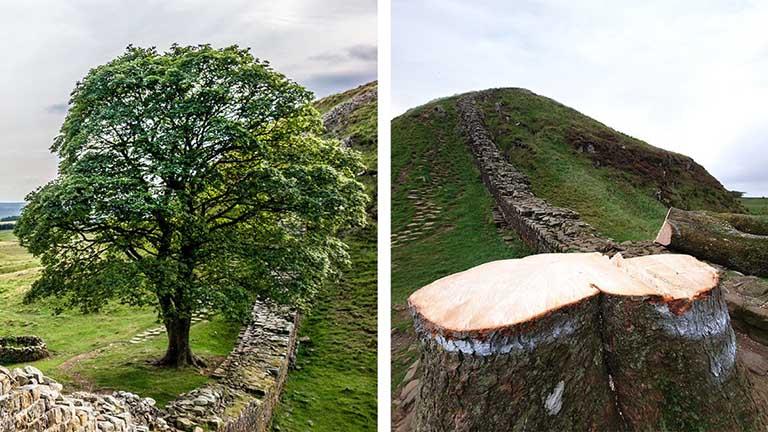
[15,45,367,367]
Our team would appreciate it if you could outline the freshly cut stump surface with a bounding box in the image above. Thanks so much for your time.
[409,253,766,431]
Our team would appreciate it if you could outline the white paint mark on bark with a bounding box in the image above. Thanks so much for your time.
[710,328,737,383]
[545,381,565,416]
[652,301,729,340]
[427,316,579,355]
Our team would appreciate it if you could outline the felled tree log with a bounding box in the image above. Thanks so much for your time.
[655,207,768,277]
[709,212,768,236]
[408,253,766,432]
[604,254,765,430]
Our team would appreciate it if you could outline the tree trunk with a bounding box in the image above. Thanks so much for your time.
[409,253,767,431]
[412,297,620,431]
[655,207,768,277]
[157,316,205,368]
[155,241,205,368]
[604,255,764,430]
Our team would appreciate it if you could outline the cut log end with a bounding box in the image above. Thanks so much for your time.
[609,253,719,299]
[409,252,718,334]
[655,219,673,246]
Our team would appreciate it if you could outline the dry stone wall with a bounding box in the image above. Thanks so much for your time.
[0,365,168,432]
[0,300,298,432]
[164,300,298,432]
[457,94,666,257]
[0,336,49,364]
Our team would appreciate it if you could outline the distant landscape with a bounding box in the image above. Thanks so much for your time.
[0,202,23,219]
[743,197,768,216]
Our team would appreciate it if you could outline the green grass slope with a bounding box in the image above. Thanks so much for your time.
[390,88,746,396]
[272,226,377,430]
[272,82,378,431]
[390,99,531,392]
[475,88,743,241]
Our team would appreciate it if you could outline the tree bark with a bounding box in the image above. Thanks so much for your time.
[655,207,768,277]
[154,239,206,368]
[412,298,621,432]
[602,284,765,430]
[409,253,767,431]
[157,316,205,368]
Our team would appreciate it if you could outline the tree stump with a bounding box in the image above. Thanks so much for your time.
[409,253,767,431]
[604,254,765,430]
[655,207,768,277]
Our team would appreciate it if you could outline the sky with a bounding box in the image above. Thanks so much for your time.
[393,0,768,197]
[0,0,377,202]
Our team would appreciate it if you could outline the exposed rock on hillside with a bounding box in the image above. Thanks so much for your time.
[318,81,377,151]
[316,80,378,217]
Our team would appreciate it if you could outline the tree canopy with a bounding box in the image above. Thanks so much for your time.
[15,44,368,366]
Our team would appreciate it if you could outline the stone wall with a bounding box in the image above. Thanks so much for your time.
[0,300,298,432]
[0,365,168,432]
[456,94,666,258]
[163,300,299,432]
[0,336,49,364]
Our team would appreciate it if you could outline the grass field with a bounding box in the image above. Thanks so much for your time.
[0,230,239,406]
[742,197,768,216]
[390,100,531,389]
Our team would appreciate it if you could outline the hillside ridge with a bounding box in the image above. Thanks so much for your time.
[393,87,742,242]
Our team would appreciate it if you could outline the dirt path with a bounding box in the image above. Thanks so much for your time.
[56,342,121,391]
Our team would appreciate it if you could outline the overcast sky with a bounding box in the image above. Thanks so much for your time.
[0,0,376,202]
[394,0,768,197]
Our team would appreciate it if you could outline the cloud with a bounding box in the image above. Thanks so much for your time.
[45,103,68,114]
[0,0,376,201]
[347,44,377,61]
[710,124,768,197]
[301,70,377,98]
[309,44,377,64]
[393,0,768,195]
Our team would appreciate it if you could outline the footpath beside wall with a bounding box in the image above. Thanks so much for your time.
[0,300,298,432]
[456,94,666,258]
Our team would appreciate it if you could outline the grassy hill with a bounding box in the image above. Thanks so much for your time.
[390,88,747,409]
[390,98,531,399]
[476,88,743,241]
[272,81,378,431]
[742,197,768,216]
